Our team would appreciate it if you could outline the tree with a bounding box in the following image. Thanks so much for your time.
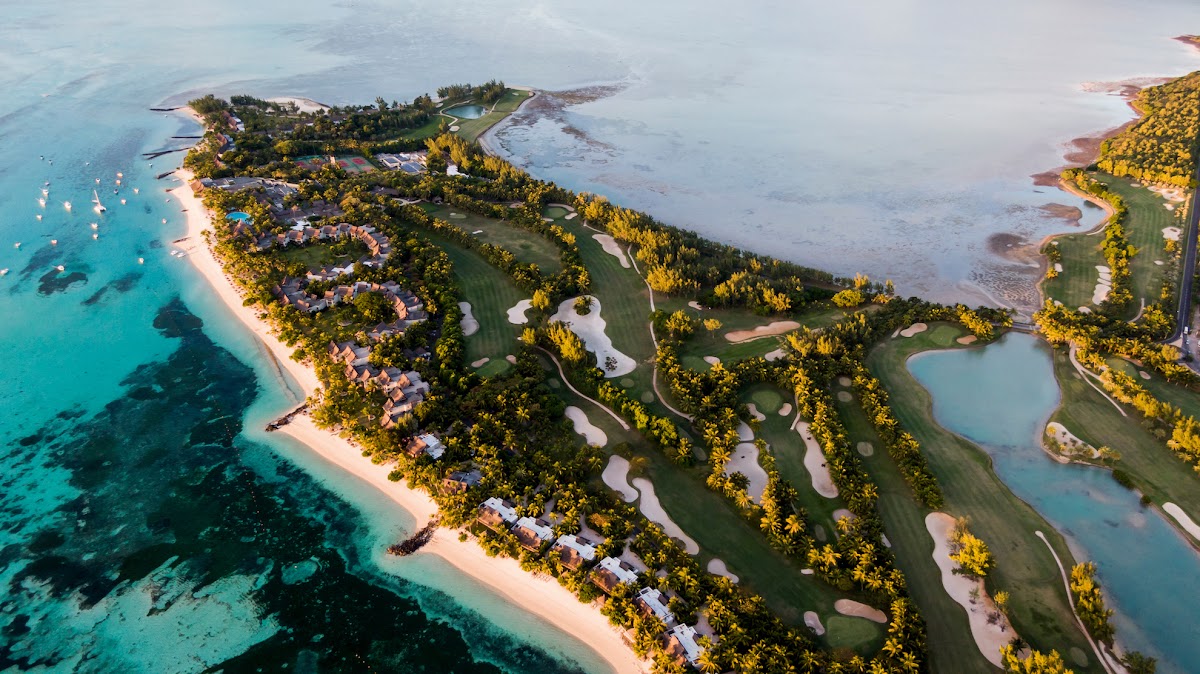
[1000,646,1073,674]
[702,318,723,336]
[832,288,865,308]
[574,296,593,315]
[532,288,552,311]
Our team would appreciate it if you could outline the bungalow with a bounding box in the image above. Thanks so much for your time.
[591,556,639,594]
[405,433,445,459]
[635,587,675,625]
[478,497,519,531]
[551,534,598,570]
[665,624,704,667]
[442,469,483,494]
[512,516,555,551]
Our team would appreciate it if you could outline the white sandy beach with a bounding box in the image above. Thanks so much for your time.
[172,169,649,674]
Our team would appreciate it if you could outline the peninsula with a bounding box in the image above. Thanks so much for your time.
[171,75,1200,674]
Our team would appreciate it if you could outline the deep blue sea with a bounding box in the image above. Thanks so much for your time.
[2,0,1200,671]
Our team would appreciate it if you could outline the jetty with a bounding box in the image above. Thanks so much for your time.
[387,517,440,556]
[264,402,309,432]
[142,148,187,160]
[149,106,181,112]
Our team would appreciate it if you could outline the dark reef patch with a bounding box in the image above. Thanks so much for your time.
[36,270,87,295]
[82,271,143,305]
[0,298,583,674]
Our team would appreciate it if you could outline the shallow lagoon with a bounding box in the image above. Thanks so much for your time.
[909,333,1200,673]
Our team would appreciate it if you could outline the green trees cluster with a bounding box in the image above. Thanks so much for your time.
[1069,562,1114,644]
[1096,71,1200,188]
[1000,646,1074,674]
[437,80,507,104]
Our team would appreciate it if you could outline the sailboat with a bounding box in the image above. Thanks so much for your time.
[92,189,106,213]
[64,201,72,212]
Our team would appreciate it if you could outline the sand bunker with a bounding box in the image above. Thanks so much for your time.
[899,323,928,338]
[834,599,886,624]
[803,611,825,635]
[507,299,533,324]
[797,421,839,498]
[551,296,636,377]
[725,321,801,343]
[1139,370,1151,380]
[881,534,892,548]
[707,558,739,583]
[703,355,721,366]
[836,391,853,402]
[833,508,855,523]
[1163,226,1182,242]
[925,512,1013,667]
[837,376,852,387]
[957,335,978,345]
[856,442,874,457]
[688,301,705,311]
[592,234,631,268]
[1150,185,1188,202]
[506,354,518,364]
[737,422,755,442]
[565,406,607,447]
[1154,260,1164,266]
[778,403,793,417]
[1163,503,1200,541]
[459,301,479,336]
[746,403,766,421]
[471,357,490,368]
[632,477,699,554]
[1054,263,1064,272]
[727,442,769,504]
[763,348,787,361]
[1092,267,1112,305]
[602,456,638,502]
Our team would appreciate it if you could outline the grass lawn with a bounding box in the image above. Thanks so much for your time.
[538,356,884,653]
[448,89,533,142]
[1052,355,1200,519]
[419,230,527,364]
[277,239,369,271]
[419,202,564,274]
[1043,173,1182,318]
[824,615,882,652]
[867,325,1101,670]
[474,358,512,378]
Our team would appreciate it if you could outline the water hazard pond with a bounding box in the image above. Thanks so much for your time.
[445,104,486,119]
[908,332,1200,673]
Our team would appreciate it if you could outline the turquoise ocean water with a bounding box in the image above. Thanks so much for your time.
[910,334,1200,673]
[2,0,1200,670]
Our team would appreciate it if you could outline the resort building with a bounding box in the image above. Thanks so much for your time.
[375,151,427,174]
[442,469,483,494]
[665,624,705,667]
[592,556,639,594]
[405,433,445,460]
[634,587,675,625]
[478,498,519,531]
[512,516,555,551]
[551,534,598,570]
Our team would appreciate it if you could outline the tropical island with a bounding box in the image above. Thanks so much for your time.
[169,73,1200,674]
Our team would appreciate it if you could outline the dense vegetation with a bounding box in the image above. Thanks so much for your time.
[1096,72,1200,187]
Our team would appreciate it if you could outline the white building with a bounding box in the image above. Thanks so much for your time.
[553,534,598,561]
[635,587,674,624]
[481,497,518,525]
[514,516,554,542]
[417,433,444,459]
[596,556,639,585]
[667,624,704,666]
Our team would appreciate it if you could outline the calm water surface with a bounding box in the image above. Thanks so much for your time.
[2,0,1200,669]
[909,333,1200,673]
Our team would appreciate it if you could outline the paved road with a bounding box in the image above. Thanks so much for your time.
[1165,160,1200,344]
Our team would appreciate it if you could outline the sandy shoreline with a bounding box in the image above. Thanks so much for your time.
[477,86,538,158]
[170,169,648,674]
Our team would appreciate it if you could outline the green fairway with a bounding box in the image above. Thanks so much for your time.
[743,384,848,536]
[419,202,564,274]
[825,615,882,652]
[867,325,1101,670]
[833,379,995,674]
[1043,173,1183,318]
[420,230,527,364]
[474,358,512,378]
[1052,355,1200,521]
[539,356,884,653]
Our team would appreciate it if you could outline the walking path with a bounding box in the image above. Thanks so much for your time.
[1034,531,1119,674]
[624,243,694,422]
[537,346,630,430]
[1068,344,1127,417]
